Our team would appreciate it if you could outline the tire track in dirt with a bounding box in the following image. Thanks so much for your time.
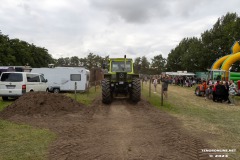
[3,96,214,160]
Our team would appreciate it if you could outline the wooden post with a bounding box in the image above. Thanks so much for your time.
[74,82,77,100]
[161,83,163,106]
[149,77,151,97]
[95,81,97,92]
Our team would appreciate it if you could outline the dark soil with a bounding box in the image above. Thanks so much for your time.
[0,92,84,118]
[0,93,216,160]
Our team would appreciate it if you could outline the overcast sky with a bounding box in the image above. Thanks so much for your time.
[0,0,239,60]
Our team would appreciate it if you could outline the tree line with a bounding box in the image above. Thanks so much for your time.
[0,31,54,67]
[1,12,239,74]
[166,12,240,72]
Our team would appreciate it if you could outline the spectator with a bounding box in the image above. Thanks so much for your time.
[153,77,157,93]
[209,79,213,85]
[144,76,148,84]
[162,76,169,99]
[205,85,213,100]
[223,81,230,103]
[229,80,238,105]
[212,81,220,102]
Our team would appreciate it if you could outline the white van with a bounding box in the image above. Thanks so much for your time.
[0,72,48,100]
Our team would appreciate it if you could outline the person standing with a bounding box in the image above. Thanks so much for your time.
[162,76,169,99]
[229,80,238,105]
[212,81,219,102]
[153,77,158,93]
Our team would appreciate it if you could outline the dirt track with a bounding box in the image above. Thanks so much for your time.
[2,94,213,160]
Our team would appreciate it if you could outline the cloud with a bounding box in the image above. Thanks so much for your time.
[0,0,239,61]
[89,0,170,23]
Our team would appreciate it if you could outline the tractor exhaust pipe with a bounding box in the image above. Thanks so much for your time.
[124,55,126,71]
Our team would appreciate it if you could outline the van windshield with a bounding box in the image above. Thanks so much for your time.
[0,73,23,82]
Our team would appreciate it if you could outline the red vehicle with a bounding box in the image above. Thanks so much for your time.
[195,81,207,96]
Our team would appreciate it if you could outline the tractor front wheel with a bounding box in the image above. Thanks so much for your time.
[131,78,141,102]
[102,79,112,104]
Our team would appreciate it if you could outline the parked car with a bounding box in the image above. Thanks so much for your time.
[0,72,48,100]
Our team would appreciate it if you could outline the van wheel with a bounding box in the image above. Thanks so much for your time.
[53,88,60,93]
[2,96,8,101]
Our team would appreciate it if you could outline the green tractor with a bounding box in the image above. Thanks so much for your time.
[102,56,141,104]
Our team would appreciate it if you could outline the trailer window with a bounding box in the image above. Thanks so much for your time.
[27,74,40,82]
[70,74,81,81]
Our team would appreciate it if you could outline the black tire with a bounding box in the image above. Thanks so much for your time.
[53,88,60,93]
[102,79,112,104]
[131,78,141,102]
[2,96,8,101]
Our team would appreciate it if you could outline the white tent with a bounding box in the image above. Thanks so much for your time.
[165,71,195,76]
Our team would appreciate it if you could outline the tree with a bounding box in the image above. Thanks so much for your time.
[70,56,80,66]
[140,56,150,74]
[133,57,141,74]
[166,12,240,72]
[150,54,166,74]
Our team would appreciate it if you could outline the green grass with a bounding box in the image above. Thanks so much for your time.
[66,86,101,106]
[0,98,56,160]
[0,100,12,111]
[0,120,55,160]
[142,84,240,159]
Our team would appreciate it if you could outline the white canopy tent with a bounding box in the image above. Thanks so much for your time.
[165,71,195,76]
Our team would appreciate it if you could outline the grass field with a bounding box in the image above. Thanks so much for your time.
[65,86,101,106]
[0,87,100,160]
[0,98,56,160]
[142,82,240,159]
[1,83,239,159]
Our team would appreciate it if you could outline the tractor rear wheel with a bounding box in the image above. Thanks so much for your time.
[102,79,112,104]
[131,78,141,102]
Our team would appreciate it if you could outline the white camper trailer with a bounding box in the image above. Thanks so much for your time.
[31,67,90,93]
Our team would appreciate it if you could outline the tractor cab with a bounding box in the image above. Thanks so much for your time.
[101,56,141,104]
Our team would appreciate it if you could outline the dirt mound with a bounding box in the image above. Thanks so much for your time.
[0,92,85,118]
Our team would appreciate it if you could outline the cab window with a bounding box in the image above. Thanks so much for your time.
[27,74,40,82]
[40,75,46,82]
